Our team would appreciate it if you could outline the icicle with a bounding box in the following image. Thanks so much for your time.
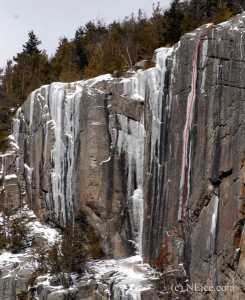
[12,108,21,147]
[201,38,209,94]
[49,84,65,221]
[148,48,173,166]
[24,164,33,185]
[48,83,83,224]
[207,195,219,254]
[29,91,36,127]
[43,121,50,167]
[210,195,219,236]
[117,48,173,255]
[45,193,52,211]
[131,188,144,255]
[0,156,3,175]
[241,32,244,60]
[216,63,220,85]
[116,114,145,195]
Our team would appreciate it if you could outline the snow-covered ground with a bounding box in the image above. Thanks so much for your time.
[0,205,161,299]
[25,207,60,245]
[0,204,60,244]
[85,255,160,299]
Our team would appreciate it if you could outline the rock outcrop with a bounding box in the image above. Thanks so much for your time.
[0,152,20,211]
[1,12,245,299]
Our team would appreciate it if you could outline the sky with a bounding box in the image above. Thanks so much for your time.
[1,0,172,69]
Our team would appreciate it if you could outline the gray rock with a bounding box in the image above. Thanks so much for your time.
[134,60,148,70]
[75,281,98,299]
[0,276,16,300]
[16,268,33,294]
[46,289,77,300]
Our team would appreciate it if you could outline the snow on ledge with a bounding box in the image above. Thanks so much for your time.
[4,174,17,180]
[86,74,113,87]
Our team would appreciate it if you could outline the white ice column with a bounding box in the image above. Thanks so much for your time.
[48,83,82,224]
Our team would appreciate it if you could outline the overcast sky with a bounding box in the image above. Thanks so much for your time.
[1,0,172,69]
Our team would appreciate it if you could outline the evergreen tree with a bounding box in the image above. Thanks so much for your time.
[213,1,233,24]
[11,31,48,101]
[23,30,42,55]
[163,0,185,45]
[227,0,245,13]
[1,61,14,96]
[74,28,89,72]
[0,62,16,151]
[13,30,41,63]
[48,37,81,82]
[150,2,166,48]
[60,225,87,274]
[82,21,110,76]
[206,0,220,18]
[103,21,125,75]
[181,0,207,34]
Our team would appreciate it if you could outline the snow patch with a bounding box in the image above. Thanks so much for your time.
[87,74,112,87]
[4,174,17,180]
[87,255,157,299]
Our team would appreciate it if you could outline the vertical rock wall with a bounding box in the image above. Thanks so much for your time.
[142,15,245,299]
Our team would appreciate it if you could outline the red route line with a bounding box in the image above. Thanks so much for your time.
[157,24,214,269]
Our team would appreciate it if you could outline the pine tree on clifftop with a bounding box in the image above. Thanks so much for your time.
[12,31,48,101]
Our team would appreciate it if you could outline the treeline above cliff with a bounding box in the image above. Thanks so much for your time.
[0,0,243,150]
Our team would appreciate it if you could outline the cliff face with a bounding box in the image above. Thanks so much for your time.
[11,74,146,259]
[2,13,245,299]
